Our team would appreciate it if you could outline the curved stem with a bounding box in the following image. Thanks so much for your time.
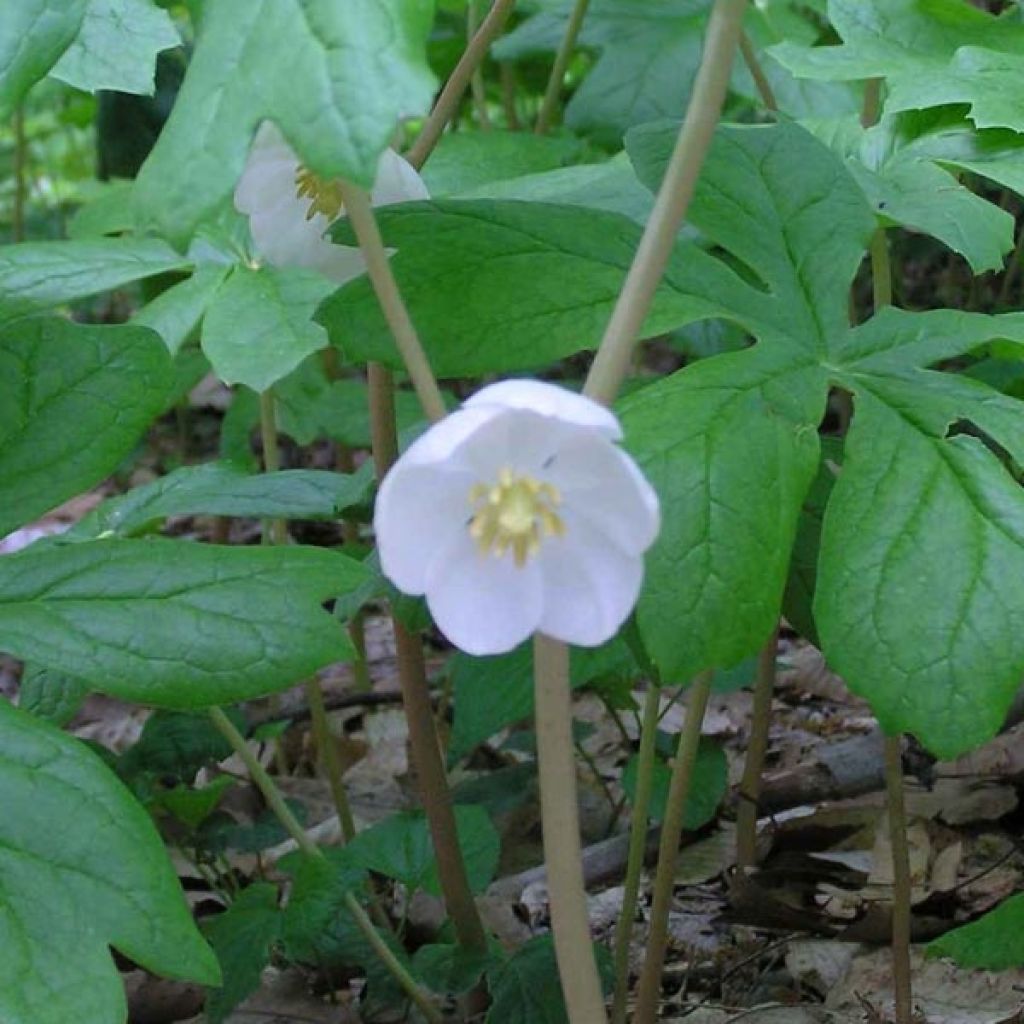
[633,670,714,1024]
[583,0,747,406]
[610,684,661,1024]
[336,183,446,423]
[534,633,608,1022]
[735,629,778,870]
[208,708,442,1023]
[406,0,517,170]
[884,736,913,1024]
[738,31,777,113]
[535,0,591,135]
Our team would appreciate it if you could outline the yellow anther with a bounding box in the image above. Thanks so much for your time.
[294,166,345,221]
[468,468,565,567]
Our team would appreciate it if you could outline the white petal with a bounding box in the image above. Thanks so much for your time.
[371,149,430,207]
[537,510,644,647]
[375,462,473,595]
[425,528,543,655]
[465,379,622,439]
[234,122,298,214]
[547,433,660,554]
[398,404,507,469]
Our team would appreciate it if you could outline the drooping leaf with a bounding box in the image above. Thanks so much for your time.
[132,264,231,355]
[132,0,437,246]
[17,665,88,727]
[0,318,172,538]
[0,539,367,708]
[0,701,220,1024]
[927,892,1024,970]
[50,0,180,95]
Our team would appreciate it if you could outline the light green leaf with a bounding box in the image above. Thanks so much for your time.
[50,0,179,95]
[0,0,85,117]
[68,462,372,539]
[927,893,1024,970]
[17,665,88,727]
[0,238,192,323]
[0,539,367,708]
[0,318,172,538]
[0,701,220,1024]
[132,264,230,355]
[202,265,333,392]
[68,180,136,239]
[132,0,437,246]
[321,199,748,376]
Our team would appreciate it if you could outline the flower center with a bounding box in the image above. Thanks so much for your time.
[294,166,344,221]
[468,468,565,567]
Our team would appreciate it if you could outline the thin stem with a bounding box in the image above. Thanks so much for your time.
[534,633,608,1022]
[258,390,288,545]
[406,0,517,170]
[348,611,373,693]
[735,630,778,870]
[13,106,25,242]
[884,735,913,1024]
[633,670,714,1024]
[998,220,1024,308]
[304,678,357,842]
[870,229,892,311]
[738,31,778,113]
[337,182,446,423]
[208,708,442,1023]
[500,61,521,129]
[535,0,591,135]
[467,1,493,130]
[583,0,747,406]
[861,77,882,129]
[610,684,661,1024]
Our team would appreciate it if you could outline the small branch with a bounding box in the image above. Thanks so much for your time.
[736,629,778,870]
[738,31,778,113]
[884,735,914,1024]
[337,183,446,423]
[610,684,661,1024]
[633,670,714,1024]
[406,0,517,170]
[535,0,591,135]
[257,390,288,545]
[467,1,493,130]
[583,0,747,405]
[534,633,609,1022]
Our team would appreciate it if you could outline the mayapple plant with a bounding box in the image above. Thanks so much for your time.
[2,1,1024,1023]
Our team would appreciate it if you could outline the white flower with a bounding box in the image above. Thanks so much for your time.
[233,122,428,282]
[374,380,660,656]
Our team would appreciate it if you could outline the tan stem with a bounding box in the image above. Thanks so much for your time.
[468,1,493,129]
[884,735,914,1024]
[535,0,591,135]
[739,31,777,112]
[500,61,521,129]
[534,633,608,1022]
[304,678,356,842]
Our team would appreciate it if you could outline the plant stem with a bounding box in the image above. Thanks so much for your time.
[884,735,913,1024]
[467,1,493,130]
[610,684,661,1024]
[583,0,747,406]
[208,708,442,1023]
[13,106,25,242]
[500,61,521,129]
[633,669,714,1024]
[738,32,777,113]
[735,629,778,870]
[535,0,591,135]
[534,633,609,1022]
[870,229,892,310]
[368,362,489,954]
[337,182,446,423]
[304,678,357,842]
[406,0,517,170]
[258,390,287,545]
[861,77,882,129]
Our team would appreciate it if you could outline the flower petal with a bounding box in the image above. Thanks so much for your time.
[425,528,543,655]
[537,510,644,647]
[375,462,473,595]
[465,379,622,439]
[371,149,430,207]
[399,404,507,469]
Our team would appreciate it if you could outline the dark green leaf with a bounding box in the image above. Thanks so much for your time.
[927,892,1024,970]
[119,709,240,783]
[414,943,500,996]
[17,665,88,727]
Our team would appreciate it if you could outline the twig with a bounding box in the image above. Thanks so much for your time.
[738,32,777,113]
[884,736,914,1024]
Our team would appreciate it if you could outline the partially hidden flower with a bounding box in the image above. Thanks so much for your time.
[233,121,428,282]
[374,380,660,656]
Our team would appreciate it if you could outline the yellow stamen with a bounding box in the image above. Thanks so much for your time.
[294,166,344,221]
[468,468,565,567]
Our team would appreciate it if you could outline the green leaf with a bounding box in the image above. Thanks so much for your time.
[0,1,85,117]
[414,943,500,996]
[119,710,240,784]
[0,238,191,323]
[772,0,1024,131]
[0,318,172,538]
[321,199,744,376]
[157,775,235,829]
[132,0,437,247]
[68,462,372,539]
[0,539,366,708]
[204,883,282,1024]
[345,806,500,896]
[50,0,180,95]
[132,264,230,355]
[927,893,1024,970]
[201,265,334,393]
[17,665,88,727]
[621,736,728,830]
[449,636,636,761]
[0,701,220,1024]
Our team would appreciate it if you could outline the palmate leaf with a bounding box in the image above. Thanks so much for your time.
[132,0,437,247]
[0,701,220,1024]
[772,0,1024,132]
[621,119,1024,757]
